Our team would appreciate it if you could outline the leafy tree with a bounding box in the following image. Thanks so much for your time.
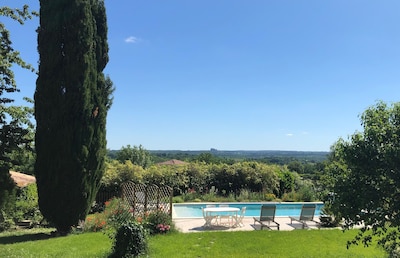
[277,170,296,197]
[196,152,217,164]
[185,162,209,193]
[329,101,400,256]
[116,145,153,169]
[35,0,113,233]
[0,5,36,214]
[6,98,35,174]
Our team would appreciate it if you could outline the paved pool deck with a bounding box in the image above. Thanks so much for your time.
[173,217,322,233]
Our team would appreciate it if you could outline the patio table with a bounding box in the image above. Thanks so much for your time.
[203,207,240,227]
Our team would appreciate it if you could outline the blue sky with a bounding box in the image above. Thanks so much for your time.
[4,0,400,151]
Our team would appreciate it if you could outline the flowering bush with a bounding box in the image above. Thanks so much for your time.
[156,223,170,233]
[104,198,132,230]
[84,213,107,232]
[83,197,133,232]
[145,209,174,235]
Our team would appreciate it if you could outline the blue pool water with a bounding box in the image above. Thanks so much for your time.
[173,202,324,218]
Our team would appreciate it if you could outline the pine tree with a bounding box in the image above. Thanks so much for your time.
[35,0,113,233]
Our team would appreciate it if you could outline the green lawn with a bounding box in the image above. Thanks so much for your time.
[148,230,386,258]
[0,228,386,258]
[0,228,112,257]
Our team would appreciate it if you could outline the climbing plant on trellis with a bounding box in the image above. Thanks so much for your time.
[121,181,173,217]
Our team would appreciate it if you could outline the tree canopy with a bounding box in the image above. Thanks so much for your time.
[329,101,400,256]
[116,145,153,169]
[0,5,36,213]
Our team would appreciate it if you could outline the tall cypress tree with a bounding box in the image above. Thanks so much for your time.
[35,0,113,233]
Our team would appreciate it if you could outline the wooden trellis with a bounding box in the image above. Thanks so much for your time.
[121,182,173,217]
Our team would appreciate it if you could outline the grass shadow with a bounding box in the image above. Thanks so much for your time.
[0,232,53,244]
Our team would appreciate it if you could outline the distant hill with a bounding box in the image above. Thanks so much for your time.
[151,150,329,163]
[108,149,329,163]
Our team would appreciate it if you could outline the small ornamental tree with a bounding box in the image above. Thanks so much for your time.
[35,0,114,233]
[329,101,400,256]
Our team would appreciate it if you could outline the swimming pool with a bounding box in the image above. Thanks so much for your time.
[173,202,324,218]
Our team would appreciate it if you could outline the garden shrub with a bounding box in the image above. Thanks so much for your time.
[14,184,43,225]
[181,191,201,202]
[145,210,174,235]
[264,193,276,201]
[296,183,316,202]
[172,196,184,203]
[0,211,14,232]
[110,220,148,258]
[281,191,299,202]
[319,205,341,227]
[84,197,133,232]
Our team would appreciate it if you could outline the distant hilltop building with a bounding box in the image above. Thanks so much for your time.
[210,148,218,152]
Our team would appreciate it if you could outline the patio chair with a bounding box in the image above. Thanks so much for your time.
[218,204,233,226]
[253,204,280,230]
[236,207,246,227]
[289,203,320,229]
[202,205,218,227]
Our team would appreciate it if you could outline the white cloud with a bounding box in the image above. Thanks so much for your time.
[125,36,139,43]
[286,133,294,137]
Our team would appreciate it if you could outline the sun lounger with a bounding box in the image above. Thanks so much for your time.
[289,203,320,229]
[253,204,280,230]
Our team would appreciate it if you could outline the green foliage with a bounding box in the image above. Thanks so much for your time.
[195,152,227,164]
[14,184,43,225]
[0,168,16,216]
[143,164,189,195]
[281,191,299,202]
[328,101,400,255]
[172,196,184,203]
[148,150,329,164]
[116,145,153,169]
[0,5,36,220]
[295,181,316,202]
[101,159,315,203]
[209,162,280,196]
[319,204,341,228]
[101,160,144,191]
[277,170,296,196]
[0,5,36,93]
[145,210,174,235]
[35,0,113,233]
[0,183,42,232]
[110,220,148,258]
[264,193,276,201]
[84,198,133,233]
